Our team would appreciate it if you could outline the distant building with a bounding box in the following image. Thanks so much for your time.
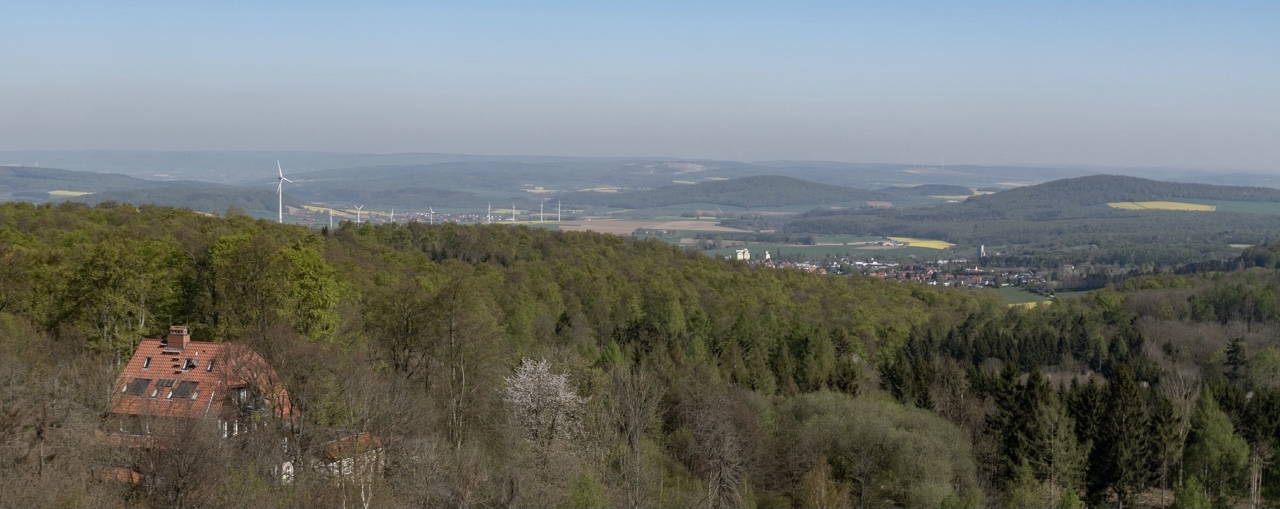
[735,248,751,261]
[107,326,294,435]
[979,244,987,258]
[105,325,296,483]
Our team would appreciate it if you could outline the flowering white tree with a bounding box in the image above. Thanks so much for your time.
[503,358,586,445]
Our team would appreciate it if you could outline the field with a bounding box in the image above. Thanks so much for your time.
[1108,201,1216,211]
[996,287,1091,306]
[558,219,748,235]
[886,237,956,249]
[48,190,92,196]
[1230,244,1254,249]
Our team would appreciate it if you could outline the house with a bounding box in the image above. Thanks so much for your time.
[317,431,385,481]
[734,248,751,261]
[107,326,294,438]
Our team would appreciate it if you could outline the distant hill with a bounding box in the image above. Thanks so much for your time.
[0,166,304,218]
[67,186,306,219]
[0,166,168,200]
[879,184,973,197]
[564,175,888,209]
[780,175,1280,266]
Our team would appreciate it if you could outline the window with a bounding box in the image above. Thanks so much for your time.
[124,378,151,396]
[172,381,199,399]
[206,359,216,372]
[142,357,151,369]
[183,358,197,370]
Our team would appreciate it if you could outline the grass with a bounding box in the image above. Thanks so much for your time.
[48,190,92,196]
[1108,201,1216,211]
[996,287,1092,306]
[886,237,956,249]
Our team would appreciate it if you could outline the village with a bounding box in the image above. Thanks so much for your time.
[727,246,1060,295]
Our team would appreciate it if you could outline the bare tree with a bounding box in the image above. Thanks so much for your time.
[606,364,664,509]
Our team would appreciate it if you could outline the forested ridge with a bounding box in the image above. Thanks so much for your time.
[566,175,888,209]
[780,175,1280,266]
[4,200,1280,508]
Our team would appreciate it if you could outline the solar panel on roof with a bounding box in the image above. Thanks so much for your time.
[172,381,199,399]
[124,378,151,396]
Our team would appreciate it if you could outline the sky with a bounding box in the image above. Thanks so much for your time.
[2,1,1277,170]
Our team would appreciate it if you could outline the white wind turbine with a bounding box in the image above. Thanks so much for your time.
[429,206,434,225]
[355,204,365,224]
[276,161,293,224]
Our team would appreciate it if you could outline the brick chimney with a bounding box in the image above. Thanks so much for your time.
[166,325,190,351]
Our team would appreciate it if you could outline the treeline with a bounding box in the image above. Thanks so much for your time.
[0,201,988,508]
[66,186,307,219]
[883,266,1280,508]
[879,184,973,197]
[565,175,886,209]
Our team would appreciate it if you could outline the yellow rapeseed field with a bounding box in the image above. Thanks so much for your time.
[1107,201,1215,211]
[887,237,956,249]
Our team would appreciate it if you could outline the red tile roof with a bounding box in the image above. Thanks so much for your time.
[107,336,292,421]
[322,432,385,462]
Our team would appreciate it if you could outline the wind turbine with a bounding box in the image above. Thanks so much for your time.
[488,202,492,225]
[540,201,544,223]
[355,204,364,224]
[276,161,293,224]
[391,208,395,223]
[512,202,516,222]
[429,206,434,225]
[557,200,561,222]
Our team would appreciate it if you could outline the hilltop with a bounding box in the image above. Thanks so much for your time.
[779,175,1280,265]
[0,166,304,218]
[564,175,888,209]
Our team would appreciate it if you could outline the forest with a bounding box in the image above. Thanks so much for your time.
[3,200,1280,508]
[778,175,1280,266]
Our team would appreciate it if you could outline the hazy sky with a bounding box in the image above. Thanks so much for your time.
[2,1,1277,169]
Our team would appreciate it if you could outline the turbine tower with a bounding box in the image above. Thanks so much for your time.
[355,204,364,224]
[276,161,293,224]
[512,202,516,222]
[429,206,434,225]
[557,200,561,222]
[391,208,395,223]
[488,202,492,225]
[540,201,544,223]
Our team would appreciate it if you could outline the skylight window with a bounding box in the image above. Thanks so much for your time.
[172,381,199,399]
[142,357,151,369]
[206,359,216,372]
[183,358,197,370]
[124,378,151,396]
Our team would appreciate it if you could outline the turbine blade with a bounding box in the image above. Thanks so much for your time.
[277,160,284,178]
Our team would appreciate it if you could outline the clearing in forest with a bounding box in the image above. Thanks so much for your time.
[886,237,955,249]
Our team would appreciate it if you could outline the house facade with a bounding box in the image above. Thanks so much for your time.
[107,326,294,437]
